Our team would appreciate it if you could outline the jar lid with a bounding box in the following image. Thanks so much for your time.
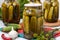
[24,3,42,7]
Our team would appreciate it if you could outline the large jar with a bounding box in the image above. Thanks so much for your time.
[2,0,20,24]
[43,0,59,23]
[23,3,43,38]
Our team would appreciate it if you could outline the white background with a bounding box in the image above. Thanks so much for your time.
[0,0,60,20]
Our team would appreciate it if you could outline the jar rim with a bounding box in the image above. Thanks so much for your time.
[24,3,42,7]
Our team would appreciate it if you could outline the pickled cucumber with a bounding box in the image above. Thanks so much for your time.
[55,6,59,18]
[2,3,7,22]
[30,16,37,33]
[44,9,49,19]
[24,16,29,33]
[8,5,13,21]
[44,1,51,20]
[23,7,30,34]
[23,8,27,20]
[37,17,43,34]
[43,2,47,9]
[48,7,53,19]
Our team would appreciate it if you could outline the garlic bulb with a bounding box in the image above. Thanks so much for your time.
[8,27,18,39]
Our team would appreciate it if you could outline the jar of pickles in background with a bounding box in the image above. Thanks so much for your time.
[43,0,59,23]
[2,0,20,24]
[23,3,43,39]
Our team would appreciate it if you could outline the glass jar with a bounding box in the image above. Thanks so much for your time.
[2,0,20,24]
[23,4,43,38]
[43,0,59,23]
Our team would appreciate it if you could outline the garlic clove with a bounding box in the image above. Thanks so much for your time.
[8,27,18,39]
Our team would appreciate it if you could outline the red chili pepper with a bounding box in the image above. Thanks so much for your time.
[54,32,60,38]
[1,34,11,40]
